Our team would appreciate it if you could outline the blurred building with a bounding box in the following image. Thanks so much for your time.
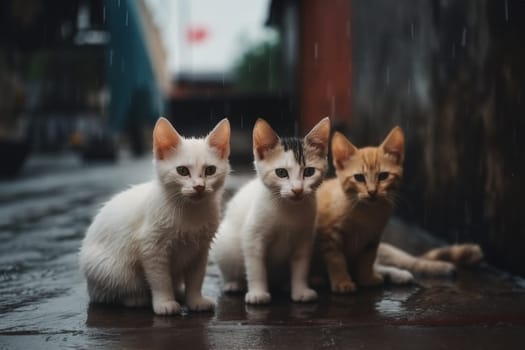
[165,0,296,158]
[268,0,352,133]
[0,0,168,172]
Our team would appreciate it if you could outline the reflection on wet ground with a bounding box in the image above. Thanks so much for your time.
[1,156,525,349]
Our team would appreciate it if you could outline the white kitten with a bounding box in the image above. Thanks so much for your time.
[211,118,330,304]
[79,117,230,315]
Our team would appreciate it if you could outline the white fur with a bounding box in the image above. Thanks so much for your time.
[79,129,229,315]
[375,265,414,285]
[212,145,326,304]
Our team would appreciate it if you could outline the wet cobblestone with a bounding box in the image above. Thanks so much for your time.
[1,156,524,349]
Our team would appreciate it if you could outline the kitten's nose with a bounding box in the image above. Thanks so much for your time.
[193,185,205,193]
[367,189,377,198]
[292,187,303,195]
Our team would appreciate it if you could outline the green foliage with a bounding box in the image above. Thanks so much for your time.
[232,34,283,93]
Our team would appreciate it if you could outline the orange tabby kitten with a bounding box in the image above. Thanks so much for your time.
[314,127,482,293]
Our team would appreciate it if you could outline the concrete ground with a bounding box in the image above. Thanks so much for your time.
[1,155,525,349]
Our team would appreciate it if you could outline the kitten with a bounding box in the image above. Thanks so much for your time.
[79,117,230,315]
[314,127,483,293]
[211,118,330,304]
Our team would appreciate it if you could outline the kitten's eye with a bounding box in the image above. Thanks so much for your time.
[303,167,315,177]
[275,168,288,178]
[354,174,366,183]
[378,172,389,181]
[205,165,216,176]
[176,166,190,176]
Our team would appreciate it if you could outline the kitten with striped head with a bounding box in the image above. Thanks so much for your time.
[212,118,330,304]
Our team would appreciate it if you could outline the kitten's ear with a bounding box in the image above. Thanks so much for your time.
[331,132,358,170]
[381,126,405,164]
[153,117,182,160]
[253,118,280,159]
[305,117,331,156]
[207,118,230,159]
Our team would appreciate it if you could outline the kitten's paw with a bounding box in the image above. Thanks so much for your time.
[389,270,414,285]
[292,288,318,302]
[245,291,271,304]
[331,280,357,294]
[122,295,149,307]
[187,296,216,312]
[434,261,456,276]
[223,281,244,293]
[359,273,384,287]
[456,244,484,266]
[153,300,181,315]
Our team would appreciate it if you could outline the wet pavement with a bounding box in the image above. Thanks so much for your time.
[1,155,525,349]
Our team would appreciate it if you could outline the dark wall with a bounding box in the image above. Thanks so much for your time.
[169,94,296,135]
[168,93,297,163]
[352,0,525,275]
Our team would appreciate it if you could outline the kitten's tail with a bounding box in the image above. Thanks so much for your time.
[377,243,483,277]
[377,243,453,277]
[420,243,483,267]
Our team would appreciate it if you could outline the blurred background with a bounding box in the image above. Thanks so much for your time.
[0,0,523,276]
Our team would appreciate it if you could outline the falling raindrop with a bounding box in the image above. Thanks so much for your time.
[410,22,414,40]
[109,50,113,66]
[125,11,129,26]
[513,123,518,146]
[103,5,106,23]
[461,27,467,47]
[268,56,273,90]
[504,0,509,22]
[464,202,471,230]
[385,66,390,86]
[118,0,121,8]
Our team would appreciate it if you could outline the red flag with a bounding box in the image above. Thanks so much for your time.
[186,26,209,44]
